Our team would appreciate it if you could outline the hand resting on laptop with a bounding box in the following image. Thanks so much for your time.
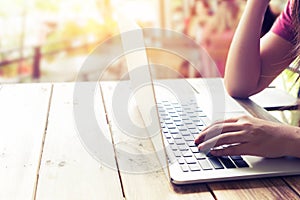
[194,115,300,158]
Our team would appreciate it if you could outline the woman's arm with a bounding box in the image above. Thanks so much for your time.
[224,0,295,98]
[194,0,300,158]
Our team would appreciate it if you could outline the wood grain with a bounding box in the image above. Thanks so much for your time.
[283,176,300,196]
[35,83,123,200]
[0,83,52,200]
[209,178,300,200]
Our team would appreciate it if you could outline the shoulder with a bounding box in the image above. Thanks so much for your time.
[271,0,296,45]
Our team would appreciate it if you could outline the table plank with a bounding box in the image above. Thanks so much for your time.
[209,178,299,200]
[0,83,52,200]
[35,83,123,200]
[284,176,300,195]
[101,81,214,200]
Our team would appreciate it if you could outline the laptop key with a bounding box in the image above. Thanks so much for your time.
[177,145,188,151]
[167,139,174,144]
[181,150,193,157]
[186,124,197,129]
[178,127,187,131]
[187,141,196,147]
[183,135,194,141]
[193,120,204,126]
[162,128,169,133]
[175,138,185,145]
[199,159,213,170]
[179,113,187,117]
[194,152,207,160]
[181,165,190,172]
[185,157,197,164]
[165,120,174,124]
[164,132,172,139]
[190,147,199,153]
[167,124,176,129]
[181,130,191,136]
[170,144,178,150]
[230,155,243,160]
[201,117,210,126]
[172,134,182,139]
[234,159,249,168]
[175,122,184,126]
[208,157,224,169]
[173,117,181,121]
[190,129,199,134]
[192,119,201,123]
[170,129,179,134]
[195,122,204,126]
[219,156,236,169]
[173,150,181,157]
[189,163,201,171]
[184,120,193,125]
[178,158,185,164]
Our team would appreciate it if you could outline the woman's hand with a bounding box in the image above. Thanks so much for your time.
[194,115,300,158]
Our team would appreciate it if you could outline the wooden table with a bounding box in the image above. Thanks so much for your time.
[1,81,300,200]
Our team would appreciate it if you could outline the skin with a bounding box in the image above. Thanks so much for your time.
[194,0,300,158]
[195,116,300,158]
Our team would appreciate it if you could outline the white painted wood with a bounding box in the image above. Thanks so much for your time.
[35,83,123,200]
[0,83,52,200]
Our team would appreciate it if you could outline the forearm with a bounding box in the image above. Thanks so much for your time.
[224,0,270,98]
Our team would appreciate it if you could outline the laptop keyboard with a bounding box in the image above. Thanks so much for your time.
[157,100,249,172]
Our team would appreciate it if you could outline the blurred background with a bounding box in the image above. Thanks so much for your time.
[0,0,298,124]
[0,0,288,82]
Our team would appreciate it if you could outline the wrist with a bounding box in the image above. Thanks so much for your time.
[283,126,300,158]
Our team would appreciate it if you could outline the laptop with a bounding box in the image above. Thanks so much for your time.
[116,16,300,185]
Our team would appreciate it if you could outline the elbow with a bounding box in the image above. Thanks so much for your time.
[226,88,251,99]
[224,80,252,99]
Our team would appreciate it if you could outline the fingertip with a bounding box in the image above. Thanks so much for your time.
[194,137,198,144]
[194,134,203,144]
[210,145,242,157]
[197,143,202,149]
[197,143,209,152]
